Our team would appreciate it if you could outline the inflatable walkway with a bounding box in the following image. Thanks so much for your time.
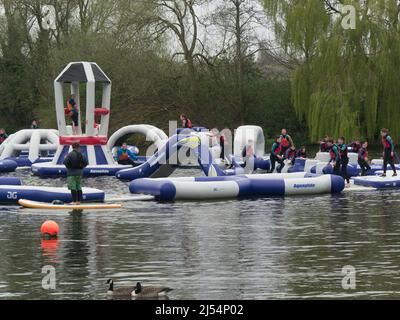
[129,173,345,201]
[353,172,400,189]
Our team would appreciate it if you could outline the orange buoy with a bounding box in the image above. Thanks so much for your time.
[41,220,59,239]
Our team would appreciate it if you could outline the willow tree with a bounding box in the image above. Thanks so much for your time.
[263,0,400,142]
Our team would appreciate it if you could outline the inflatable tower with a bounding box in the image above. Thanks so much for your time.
[32,62,131,176]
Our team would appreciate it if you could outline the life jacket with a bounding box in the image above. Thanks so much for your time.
[320,142,329,152]
[280,135,289,147]
[286,149,296,159]
[272,142,281,155]
[67,99,74,111]
[329,144,340,160]
[185,118,193,129]
[358,147,368,160]
[119,151,129,161]
[382,135,391,149]
[0,135,6,143]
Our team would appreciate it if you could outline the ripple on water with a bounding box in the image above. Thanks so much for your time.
[1,169,400,299]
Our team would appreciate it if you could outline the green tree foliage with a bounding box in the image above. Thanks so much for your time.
[0,0,301,146]
[263,0,400,143]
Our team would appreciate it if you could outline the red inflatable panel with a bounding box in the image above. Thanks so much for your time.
[95,108,109,116]
[60,136,108,145]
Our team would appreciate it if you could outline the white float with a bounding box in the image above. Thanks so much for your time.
[0,129,59,165]
[234,125,265,158]
[108,124,168,151]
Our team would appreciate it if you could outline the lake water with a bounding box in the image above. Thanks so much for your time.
[1,166,400,300]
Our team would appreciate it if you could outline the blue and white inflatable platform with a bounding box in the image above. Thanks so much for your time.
[0,185,105,204]
[129,173,345,201]
[0,160,18,173]
[353,171,400,189]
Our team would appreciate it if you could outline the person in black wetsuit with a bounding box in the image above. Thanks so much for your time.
[269,136,284,173]
[358,141,371,176]
[63,143,88,205]
[380,128,397,177]
[338,136,350,187]
[327,139,340,176]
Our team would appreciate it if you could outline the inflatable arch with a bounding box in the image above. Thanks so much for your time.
[108,125,168,151]
[0,129,59,165]
[233,126,265,158]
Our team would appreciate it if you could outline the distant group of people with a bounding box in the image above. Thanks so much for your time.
[269,129,307,173]
[319,128,397,187]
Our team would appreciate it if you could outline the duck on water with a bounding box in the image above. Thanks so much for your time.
[106,279,173,298]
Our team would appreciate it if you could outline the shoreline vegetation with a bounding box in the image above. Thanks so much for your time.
[0,1,397,145]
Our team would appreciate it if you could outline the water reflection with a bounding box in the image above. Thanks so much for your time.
[1,170,400,299]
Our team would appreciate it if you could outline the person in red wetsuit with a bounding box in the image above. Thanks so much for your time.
[380,128,397,177]
[180,114,193,129]
[358,141,371,176]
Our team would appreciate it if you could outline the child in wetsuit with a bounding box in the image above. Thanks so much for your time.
[358,141,371,176]
[380,128,397,177]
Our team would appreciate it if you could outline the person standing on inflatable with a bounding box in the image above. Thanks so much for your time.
[67,94,79,135]
[269,136,285,173]
[338,137,350,187]
[328,139,341,176]
[116,143,138,166]
[358,141,371,176]
[0,128,8,144]
[180,114,193,129]
[279,129,294,155]
[63,143,88,205]
[380,128,397,177]
[219,131,226,160]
